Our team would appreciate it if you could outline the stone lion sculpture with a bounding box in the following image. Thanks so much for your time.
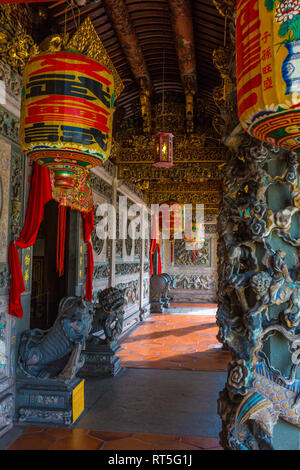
[18,296,93,380]
[88,287,125,344]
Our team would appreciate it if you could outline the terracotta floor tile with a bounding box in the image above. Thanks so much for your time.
[153,442,200,450]
[44,428,87,438]
[119,313,230,372]
[23,427,46,434]
[102,438,154,450]
[182,436,220,449]
[88,430,133,441]
[135,433,180,444]
[7,428,224,451]
[204,447,223,450]
[49,435,102,450]
[8,433,56,450]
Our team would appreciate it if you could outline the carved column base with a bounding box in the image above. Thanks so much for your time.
[150,302,166,314]
[79,342,122,377]
[15,376,85,426]
[139,305,150,321]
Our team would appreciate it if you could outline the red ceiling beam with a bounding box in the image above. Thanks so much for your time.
[168,0,197,133]
[101,0,152,133]
[0,1,55,3]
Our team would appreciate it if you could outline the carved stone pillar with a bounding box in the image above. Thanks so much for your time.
[213,0,300,450]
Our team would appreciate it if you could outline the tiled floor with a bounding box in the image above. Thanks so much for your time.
[119,313,230,371]
[6,306,227,450]
[7,427,223,450]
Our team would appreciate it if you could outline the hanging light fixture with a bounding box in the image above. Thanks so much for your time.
[153,49,174,168]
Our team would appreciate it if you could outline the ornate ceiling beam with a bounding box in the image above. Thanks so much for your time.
[168,0,197,134]
[101,0,152,133]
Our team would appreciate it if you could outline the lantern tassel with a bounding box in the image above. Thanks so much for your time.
[56,203,67,277]
[171,242,174,263]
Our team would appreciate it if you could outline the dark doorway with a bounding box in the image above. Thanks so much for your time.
[30,199,70,330]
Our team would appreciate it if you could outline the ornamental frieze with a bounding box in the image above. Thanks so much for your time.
[146,192,221,206]
[116,280,139,306]
[0,61,22,101]
[174,239,210,266]
[118,163,221,182]
[170,274,216,290]
[0,106,19,144]
[9,146,24,242]
[148,181,222,193]
[93,264,110,279]
[115,263,141,276]
[115,134,226,163]
[90,174,112,202]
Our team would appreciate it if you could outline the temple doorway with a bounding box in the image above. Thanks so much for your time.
[30,199,70,330]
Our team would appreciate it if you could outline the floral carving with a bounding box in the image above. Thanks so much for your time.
[227,360,251,394]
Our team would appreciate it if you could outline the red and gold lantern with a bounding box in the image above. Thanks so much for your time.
[20,51,115,210]
[236,0,300,153]
[153,132,174,167]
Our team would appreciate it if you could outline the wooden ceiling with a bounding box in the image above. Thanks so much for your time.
[34,0,229,118]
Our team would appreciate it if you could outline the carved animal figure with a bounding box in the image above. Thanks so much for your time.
[233,360,300,450]
[18,297,93,381]
[160,273,173,306]
[224,243,257,278]
[88,287,125,343]
[150,273,174,305]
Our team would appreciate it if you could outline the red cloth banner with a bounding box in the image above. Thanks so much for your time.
[150,214,162,275]
[9,163,52,318]
[82,208,94,302]
[9,163,95,317]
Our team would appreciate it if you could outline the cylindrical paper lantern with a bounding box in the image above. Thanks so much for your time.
[236,0,300,153]
[20,51,115,205]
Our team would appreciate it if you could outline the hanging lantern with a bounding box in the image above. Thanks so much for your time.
[20,50,115,208]
[236,0,300,153]
[153,132,174,167]
[19,18,124,278]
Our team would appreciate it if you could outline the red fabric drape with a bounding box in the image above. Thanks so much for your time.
[56,204,67,277]
[82,208,94,302]
[9,163,52,318]
[150,214,162,275]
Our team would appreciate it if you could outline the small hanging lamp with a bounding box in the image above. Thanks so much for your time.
[153,49,174,168]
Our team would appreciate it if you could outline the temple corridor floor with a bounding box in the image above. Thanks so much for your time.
[3,305,228,450]
[119,309,230,371]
